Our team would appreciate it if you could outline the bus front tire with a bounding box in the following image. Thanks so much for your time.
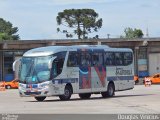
[101,83,115,98]
[79,93,91,99]
[59,86,72,101]
[35,96,46,101]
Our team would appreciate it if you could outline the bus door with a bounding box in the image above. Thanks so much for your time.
[78,49,92,93]
[66,51,80,93]
[91,49,106,92]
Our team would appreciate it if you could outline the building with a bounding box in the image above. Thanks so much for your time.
[0,38,160,81]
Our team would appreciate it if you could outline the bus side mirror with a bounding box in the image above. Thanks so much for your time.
[48,57,57,69]
[13,58,21,71]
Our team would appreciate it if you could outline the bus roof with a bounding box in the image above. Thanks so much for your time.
[23,45,132,57]
[23,46,66,57]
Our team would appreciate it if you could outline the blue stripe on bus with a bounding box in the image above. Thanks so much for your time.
[52,76,133,84]
[52,78,78,84]
[107,76,134,81]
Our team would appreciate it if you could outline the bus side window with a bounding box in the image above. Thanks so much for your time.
[52,60,58,77]
[67,51,79,67]
[115,53,123,66]
[124,52,132,65]
[105,52,115,66]
[80,52,91,66]
[51,51,66,78]
[92,51,103,66]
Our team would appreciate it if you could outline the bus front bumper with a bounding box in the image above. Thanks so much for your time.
[19,87,51,97]
[18,84,64,97]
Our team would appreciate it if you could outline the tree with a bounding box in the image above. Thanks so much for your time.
[56,9,102,39]
[0,18,20,40]
[122,27,144,38]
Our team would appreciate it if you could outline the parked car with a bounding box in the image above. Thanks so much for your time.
[144,73,160,84]
[5,79,19,89]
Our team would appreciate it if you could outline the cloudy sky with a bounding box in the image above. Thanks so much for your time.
[0,0,160,40]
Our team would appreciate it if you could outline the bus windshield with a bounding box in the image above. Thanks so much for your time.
[19,56,52,84]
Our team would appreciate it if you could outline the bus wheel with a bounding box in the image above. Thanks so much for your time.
[107,83,115,97]
[35,97,46,101]
[79,93,91,99]
[101,83,115,98]
[59,86,72,101]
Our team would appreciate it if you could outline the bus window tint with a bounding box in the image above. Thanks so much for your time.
[67,51,79,67]
[115,53,123,65]
[80,52,91,66]
[105,52,115,66]
[92,52,103,66]
[51,51,66,78]
[124,52,132,65]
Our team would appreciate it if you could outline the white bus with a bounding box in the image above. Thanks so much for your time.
[13,45,134,101]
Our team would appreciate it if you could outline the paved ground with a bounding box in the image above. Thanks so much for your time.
[0,85,160,114]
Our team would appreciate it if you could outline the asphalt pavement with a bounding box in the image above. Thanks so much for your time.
[0,85,160,114]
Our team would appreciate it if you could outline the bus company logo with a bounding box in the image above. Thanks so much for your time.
[116,68,132,75]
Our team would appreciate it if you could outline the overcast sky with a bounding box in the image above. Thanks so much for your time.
[0,0,160,40]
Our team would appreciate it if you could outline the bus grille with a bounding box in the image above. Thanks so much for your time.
[24,92,41,95]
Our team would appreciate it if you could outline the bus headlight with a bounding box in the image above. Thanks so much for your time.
[19,83,26,90]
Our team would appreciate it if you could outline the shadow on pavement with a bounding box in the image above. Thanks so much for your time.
[27,94,154,102]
